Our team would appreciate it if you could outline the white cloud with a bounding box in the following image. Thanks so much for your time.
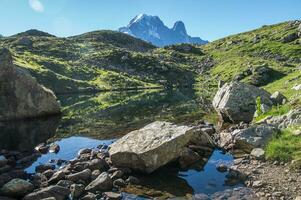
[29,0,44,13]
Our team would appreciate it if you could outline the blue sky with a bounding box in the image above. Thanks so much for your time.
[0,0,301,41]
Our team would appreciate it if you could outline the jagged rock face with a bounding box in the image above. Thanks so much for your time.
[109,121,214,173]
[119,14,208,47]
[212,81,273,123]
[0,48,60,121]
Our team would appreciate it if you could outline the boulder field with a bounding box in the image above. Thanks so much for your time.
[0,48,60,121]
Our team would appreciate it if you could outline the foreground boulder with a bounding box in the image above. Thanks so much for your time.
[212,81,273,123]
[0,48,60,121]
[109,121,214,173]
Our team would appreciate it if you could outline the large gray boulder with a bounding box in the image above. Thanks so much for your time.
[212,81,273,123]
[0,48,60,121]
[109,121,214,173]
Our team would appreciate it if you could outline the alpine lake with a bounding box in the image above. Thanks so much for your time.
[0,88,247,199]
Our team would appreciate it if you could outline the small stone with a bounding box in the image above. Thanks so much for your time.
[252,180,264,188]
[125,176,140,185]
[42,169,54,179]
[48,171,65,184]
[85,172,113,192]
[250,148,265,160]
[295,196,301,200]
[66,169,91,183]
[49,143,60,153]
[113,179,126,188]
[35,144,49,154]
[91,170,101,181]
[78,148,92,156]
[56,180,74,189]
[35,164,55,173]
[216,164,228,172]
[103,192,122,200]
[0,178,34,197]
[70,184,85,199]
[110,170,124,180]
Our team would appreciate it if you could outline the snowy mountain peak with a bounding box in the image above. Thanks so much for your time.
[119,14,208,47]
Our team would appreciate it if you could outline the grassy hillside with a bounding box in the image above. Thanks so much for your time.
[0,29,199,94]
[0,21,300,99]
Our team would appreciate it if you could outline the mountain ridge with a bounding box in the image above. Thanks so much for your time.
[119,14,208,47]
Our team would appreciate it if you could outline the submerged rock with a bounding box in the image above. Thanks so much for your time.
[212,81,273,123]
[0,48,60,121]
[109,121,214,173]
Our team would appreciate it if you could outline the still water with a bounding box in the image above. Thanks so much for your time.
[0,89,244,199]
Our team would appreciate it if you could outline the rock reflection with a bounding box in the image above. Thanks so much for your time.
[0,116,60,151]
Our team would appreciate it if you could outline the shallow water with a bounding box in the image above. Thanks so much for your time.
[1,89,244,198]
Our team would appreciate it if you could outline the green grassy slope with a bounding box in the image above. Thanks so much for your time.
[0,21,300,98]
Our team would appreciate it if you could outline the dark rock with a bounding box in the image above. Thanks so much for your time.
[81,192,98,200]
[35,164,55,173]
[0,48,60,121]
[78,148,92,156]
[113,179,126,188]
[125,176,140,185]
[0,165,11,174]
[87,158,108,171]
[282,32,299,43]
[110,170,124,180]
[0,196,17,200]
[23,185,70,200]
[48,171,65,184]
[70,183,85,199]
[56,180,74,189]
[270,91,287,105]
[30,173,48,188]
[91,170,101,181]
[0,156,8,168]
[66,169,91,183]
[216,164,228,172]
[34,144,49,154]
[85,172,113,192]
[42,169,54,179]
[0,178,34,197]
[178,148,201,168]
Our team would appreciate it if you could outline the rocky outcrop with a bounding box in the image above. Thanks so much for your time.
[109,121,214,173]
[212,81,273,123]
[0,48,60,121]
[262,108,301,129]
[219,124,278,151]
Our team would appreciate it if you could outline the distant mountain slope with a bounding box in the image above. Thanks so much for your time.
[119,14,208,47]
[0,20,300,100]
